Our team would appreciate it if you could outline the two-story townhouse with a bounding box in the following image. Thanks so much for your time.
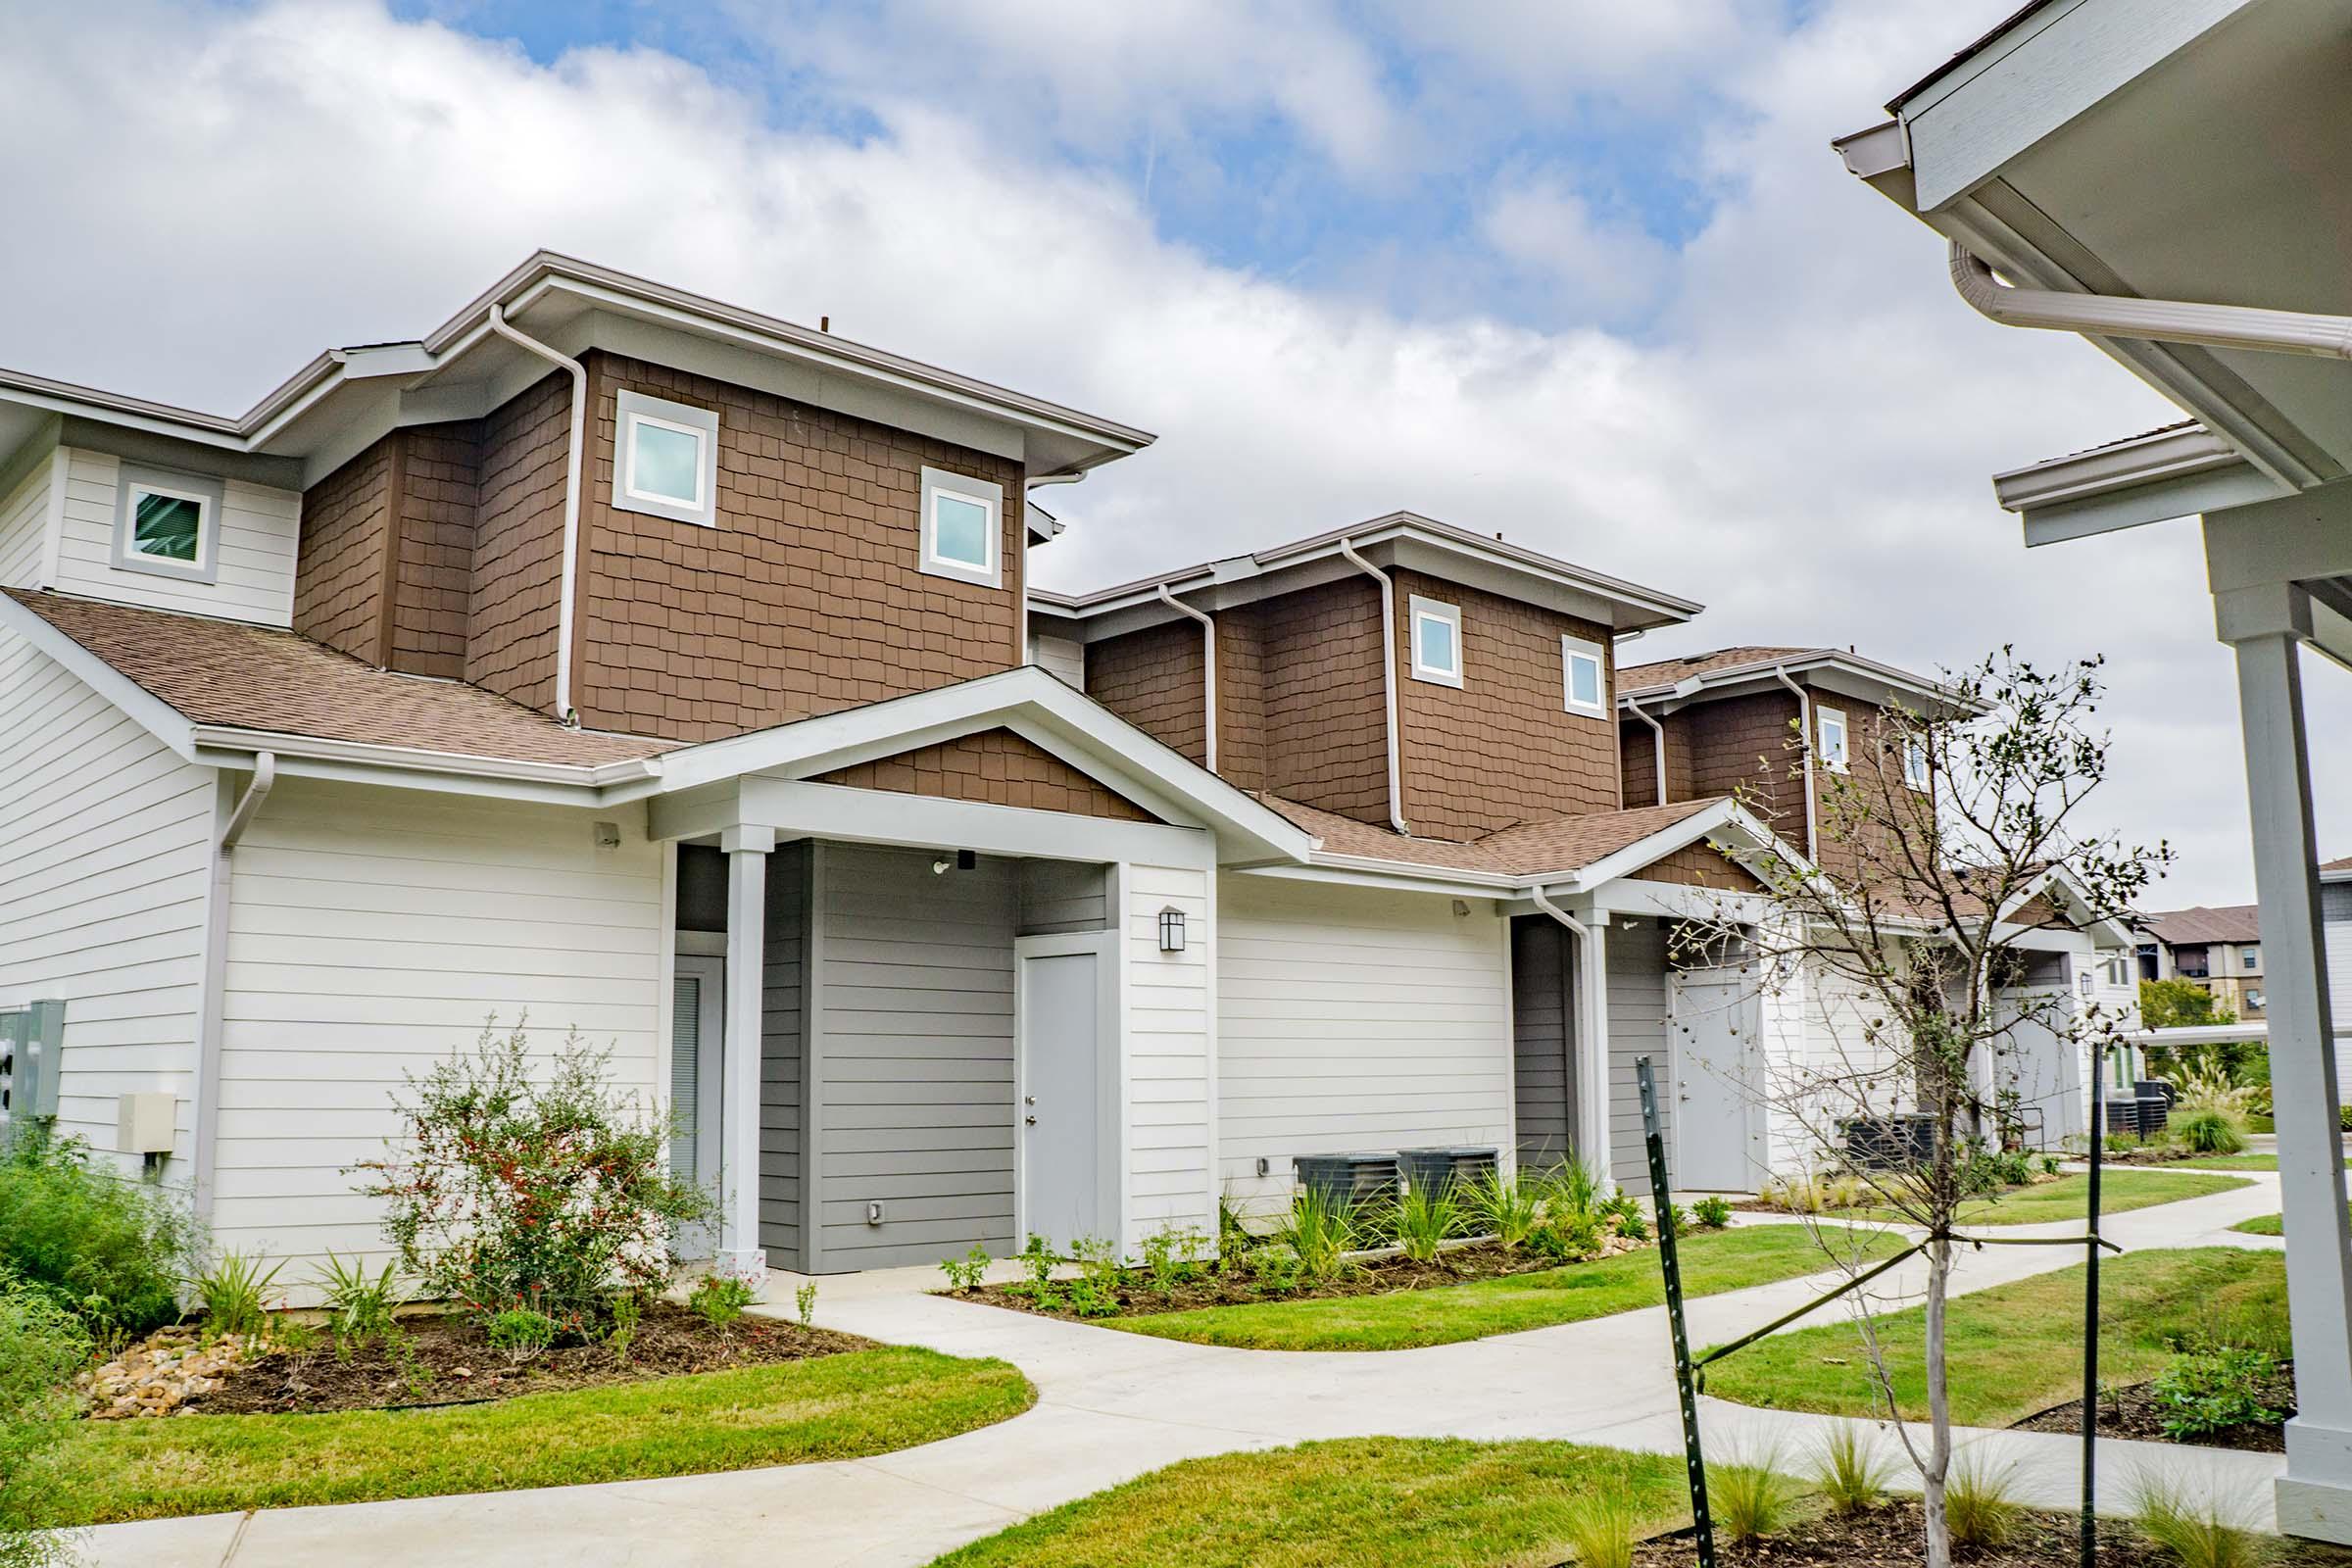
[1613,646,2131,1157]
[2139,905,2268,1020]
[1,256,1832,1300]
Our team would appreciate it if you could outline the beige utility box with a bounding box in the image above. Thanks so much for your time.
[117,1093,176,1155]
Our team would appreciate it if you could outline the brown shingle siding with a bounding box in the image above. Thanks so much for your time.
[1683,690,1807,846]
[1087,620,1206,767]
[1257,576,1388,823]
[1631,838,1764,891]
[570,353,1026,741]
[1390,568,1619,840]
[815,728,1155,821]
[466,369,572,713]
[293,441,393,662]
[390,422,480,679]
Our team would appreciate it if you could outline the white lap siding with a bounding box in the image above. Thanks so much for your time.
[0,634,213,1172]
[1214,874,1510,1226]
[0,453,56,588]
[55,449,300,625]
[211,778,664,1279]
[1125,862,1213,1247]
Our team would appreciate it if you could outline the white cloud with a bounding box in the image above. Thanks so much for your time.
[0,0,2340,905]
[1479,177,1674,319]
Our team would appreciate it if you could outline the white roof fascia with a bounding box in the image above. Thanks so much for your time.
[1619,651,1984,716]
[0,595,198,760]
[1992,423,2292,544]
[1242,860,1524,901]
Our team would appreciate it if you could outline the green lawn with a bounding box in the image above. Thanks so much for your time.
[1854,1169,2247,1227]
[930,1438,1690,1568]
[44,1348,1032,1527]
[2235,1213,2283,1236]
[2173,1153,2351,1172]
[1109,1224,1903,1352]
[1704,1248,2286,1428]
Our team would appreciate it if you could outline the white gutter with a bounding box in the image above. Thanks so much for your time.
[1771,663,1818,859]
[1337,537,1409,835]
[193,752,274,1218]
[1950,243,2352,361]
[1623,694,1667,808]
[485,304,587,725]
[1155,584,1217,773]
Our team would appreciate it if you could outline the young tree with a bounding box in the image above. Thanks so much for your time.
[1679,650,2169,1568]
[2138,976,2235,1031]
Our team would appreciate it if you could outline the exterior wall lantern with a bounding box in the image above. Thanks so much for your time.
[1157,906,1187,953]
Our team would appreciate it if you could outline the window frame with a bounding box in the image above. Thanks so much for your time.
[1817,706,1850,773]
[112,465,224,583]
[613,390,720,528]
[917,466,1005,588]
[2241,945,2261,972]
[1408,596,1463,688]
[1560,634,1606,716]
[1903,737,1931,792]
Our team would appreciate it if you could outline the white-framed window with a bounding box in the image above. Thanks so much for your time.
[1560,634,1605,715]
[2241,945,2261,972]
[1408,596,1462,687]
[113,466,223,582]
[1903,737,1931,792]
[918,466,1004,588]
[1817,706,1849,772]
[614,390,720,528]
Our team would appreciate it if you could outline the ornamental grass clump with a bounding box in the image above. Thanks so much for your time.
[1392,1184,1459,1262]
[1559,1492,1638,1568]
[1464,1170,1542,1251]
[2129,1470,2271,1568]
[1712,1447,1799,1544]
[355,1017,711,1337]
[1944,1452,2020,1549]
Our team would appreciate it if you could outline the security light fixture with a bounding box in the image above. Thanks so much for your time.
[1157,906,1187,953]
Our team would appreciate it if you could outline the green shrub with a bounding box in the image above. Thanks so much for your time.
[1063,1237,1124,1317]
[1690,1196,1734,1230]
[485,1306,557,1361]
[313,1252,407,1354]
[1607,1196,1649,1242]
[1813,1421,1891,1516]
[1559,1492,1637,1568]
[0,1267,92,1568]
[1945,1452,2020,1548]
[2150,1347,2282,1441]
[1140,1224,1207,1296]
[687,1273,758,1329]
[1392,1184,1459,1263]
[2175,1108,2248,1156]
[191,1250,283,1339]
[1247,1245,1303,1296]
[2129,1469,2270,1568]
[1712,1450,1797,1544]
[0,1126,193,1344]
[939,1244,992,1293]
[794,1280,817,1328]
[354,1018,711,1334]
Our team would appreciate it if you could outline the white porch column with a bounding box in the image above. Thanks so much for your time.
[1582,918,1613,1190]
[2227,604,2352,1542]
[716,826,773,1287]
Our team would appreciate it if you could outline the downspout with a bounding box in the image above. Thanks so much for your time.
[1531,885,1609,1193]
[1949,242,2352,360]
[1624,694,1667,808]
[1155,584,1217,773]
[1773,664,1818,859]
[1338,538,1409,835]
[486,304,587,726]
[193,752,274,1218]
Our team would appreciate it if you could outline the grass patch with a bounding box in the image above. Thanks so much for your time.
[1110,1224,1902,1352]
[2234,1213,2283,1236]
[2172,1153,2351,1173]
[45,1348,1031,1527]
[1854,1170,2246,1227]
[1704,1248,2285,1428]
[929,1437,1689,1568]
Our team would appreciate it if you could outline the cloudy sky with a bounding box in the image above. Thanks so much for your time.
[4,0,2342,906]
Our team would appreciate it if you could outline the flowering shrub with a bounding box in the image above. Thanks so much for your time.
[354,1018,710,1334]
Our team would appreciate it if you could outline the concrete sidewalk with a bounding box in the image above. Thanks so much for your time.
[78,1173,2281,1568]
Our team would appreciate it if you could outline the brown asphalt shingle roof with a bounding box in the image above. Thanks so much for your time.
[1251,792,1734,879]
[1617,646,1815,693]
[2141,904,2263,947]
[5,590,672,768]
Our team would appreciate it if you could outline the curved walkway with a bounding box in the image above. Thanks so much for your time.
[84,1175,2280,1568]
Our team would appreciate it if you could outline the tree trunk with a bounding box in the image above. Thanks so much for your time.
[1922,1234,1954,1568]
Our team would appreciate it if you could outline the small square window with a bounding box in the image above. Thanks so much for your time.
[918,466,1004,588]
[1409,596,1462,687]
[112,466,222,582]
[1817,707,1849,772]
[613,390,719,527]
[1561,635,1605,715]
[1903,738,1931,792]
[2241,946,2260,972]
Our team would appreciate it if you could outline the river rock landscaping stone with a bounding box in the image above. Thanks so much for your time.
[79,1327,265,1419]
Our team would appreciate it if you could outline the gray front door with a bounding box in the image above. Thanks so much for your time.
[1670,967,1764,1193]
[1016,932,1116,1253]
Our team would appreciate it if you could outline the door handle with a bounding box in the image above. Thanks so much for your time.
[1024,1115,1037,1126]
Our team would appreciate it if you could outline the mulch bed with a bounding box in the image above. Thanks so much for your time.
[1620,1499,2352,1568]
[184,1300,873,1416]
[953,1237,1649,1322]
[2098,1146,2214,1167]
[2011,1362,2296,1452]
